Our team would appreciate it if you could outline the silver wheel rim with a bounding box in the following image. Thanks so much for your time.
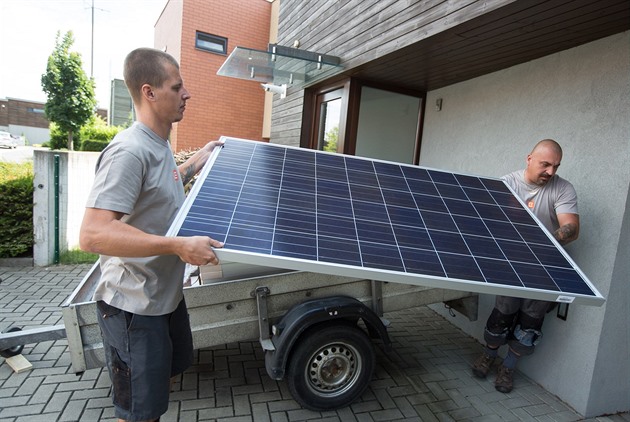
[305,341,363,398]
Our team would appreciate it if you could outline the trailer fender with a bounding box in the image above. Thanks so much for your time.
[264,296,391,380]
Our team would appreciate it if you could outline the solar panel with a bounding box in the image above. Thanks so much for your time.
[169,137,604,306]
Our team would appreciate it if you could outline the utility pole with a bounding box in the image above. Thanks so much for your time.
[91,0,94,77]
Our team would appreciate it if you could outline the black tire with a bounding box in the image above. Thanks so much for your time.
[0,327,24,358]
[286,322,375,411]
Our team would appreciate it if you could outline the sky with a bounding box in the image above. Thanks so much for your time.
[0,0,168,109]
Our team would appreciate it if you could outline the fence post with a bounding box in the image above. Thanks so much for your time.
[54,154,60,264]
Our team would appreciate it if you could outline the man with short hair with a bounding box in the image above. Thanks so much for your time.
[80,47,223,422]
[472,139,580,393]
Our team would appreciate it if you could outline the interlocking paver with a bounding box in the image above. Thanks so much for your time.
[2,264,629,422]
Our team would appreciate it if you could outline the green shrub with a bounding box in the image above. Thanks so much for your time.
[80,139,109,152]
[48,114,123,150]
[0,162,34,258]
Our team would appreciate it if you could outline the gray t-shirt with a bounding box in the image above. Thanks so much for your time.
[502,170,578,233]
[87,122,186,316]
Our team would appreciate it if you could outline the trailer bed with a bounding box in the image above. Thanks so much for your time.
[60,261,475,373]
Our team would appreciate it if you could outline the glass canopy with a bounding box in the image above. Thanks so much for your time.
[217,44,342,87]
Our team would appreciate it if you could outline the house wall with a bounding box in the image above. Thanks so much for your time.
[423,32,629,417]
[270,1,628,415]
[156,0,272,151]
[0,97,107,145]
[271,0,516,146]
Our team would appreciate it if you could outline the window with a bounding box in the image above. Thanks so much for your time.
[315,89,344,153]
[305,78,425,164]
[195,31,227,55]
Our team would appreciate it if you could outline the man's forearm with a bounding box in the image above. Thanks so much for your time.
[554,223,579,245]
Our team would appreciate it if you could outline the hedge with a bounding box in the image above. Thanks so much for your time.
[0,162,34,258]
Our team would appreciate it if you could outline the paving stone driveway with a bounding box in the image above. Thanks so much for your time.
[1,265,628,422]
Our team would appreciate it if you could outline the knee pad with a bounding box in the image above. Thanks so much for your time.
[508,324,543,356]
[484,308,517,347]
[484,326,509,347]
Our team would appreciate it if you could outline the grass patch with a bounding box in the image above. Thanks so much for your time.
[59,249,98,264]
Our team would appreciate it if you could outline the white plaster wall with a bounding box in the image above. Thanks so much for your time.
[421,32,630,416]
[9,125,49,146]
[33,150,98,266]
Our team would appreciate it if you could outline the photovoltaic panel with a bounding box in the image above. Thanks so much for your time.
[169,137,604,306]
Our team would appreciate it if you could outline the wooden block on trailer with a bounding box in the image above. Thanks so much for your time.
[5,354,33,373]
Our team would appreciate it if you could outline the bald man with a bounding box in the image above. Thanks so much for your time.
[472,139,579,393]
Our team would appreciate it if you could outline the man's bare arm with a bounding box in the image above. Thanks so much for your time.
[554,213,579,245]
[178,140,224,185]
[79,208,222,266]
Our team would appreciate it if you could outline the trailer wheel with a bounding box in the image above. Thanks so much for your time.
[0,327,24,358]
[286,322,375,411]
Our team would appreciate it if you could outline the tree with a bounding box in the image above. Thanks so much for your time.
[323,125,339,152]
[41,31,96,150]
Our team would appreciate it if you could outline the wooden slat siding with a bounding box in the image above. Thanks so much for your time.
[269,91,305,146]
[300,0,444,57]
[272,0,509,145]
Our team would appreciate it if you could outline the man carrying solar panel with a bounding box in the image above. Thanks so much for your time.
[80,48,224,422]
[472,139,580,393]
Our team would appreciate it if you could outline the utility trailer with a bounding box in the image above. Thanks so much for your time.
[2,137,605,410]
[57,261,478,410]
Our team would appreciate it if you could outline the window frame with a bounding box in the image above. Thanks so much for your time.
[195,31,228,55]
[302,77,425,164]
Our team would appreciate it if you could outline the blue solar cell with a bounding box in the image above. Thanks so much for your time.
[476,257,522,286]
[463,235,505,260]
[428,170,458,185]
[429,230,470,255]
[414,193,448,212]
[546,267,594,295]
[421,210,458,232]
[392,225,433,249]
[474,203,509,221]
[387,206,425,227]
[353,200,388,222]
[350,184,385,203]
[276,209,316,233]
[443,198,477,216]
[401,166,431,181]
[455,174,486,189]
[439,253,485,281]
[514,223,555,245]
[484,219,522,240]
[317,215,356,239]
[356,220,396,244]
[317,195,354,218]
[360,242,404,271]
[382,188,417,208]
[318,180,351,199]
[530,244,573,268]
[377,174,409,190]
[374,161,404,177]
[171,138,602,305]
[496,239,537,263]
[453,215,491,237]
[279,190,315,211]
[318,236,361,265]
[435,183,468,200]
[273,231,317,259]
[406,178,439,196]
[399,247,445,277]
[463,187,496,204]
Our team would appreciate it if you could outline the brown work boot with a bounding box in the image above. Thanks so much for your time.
[495,364,514,393]
[472,352,495,378]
